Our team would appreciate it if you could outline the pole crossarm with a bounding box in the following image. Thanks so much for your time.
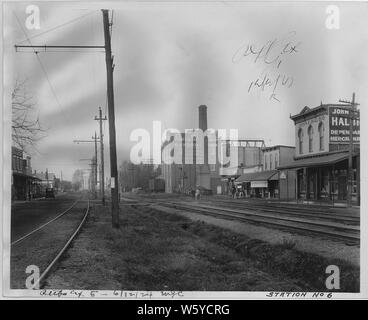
[73,139,100,143]
[15,45,105,51]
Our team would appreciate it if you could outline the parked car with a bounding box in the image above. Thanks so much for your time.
[45,188,55,198]
[132,187,143,193]
[196,186,213,195]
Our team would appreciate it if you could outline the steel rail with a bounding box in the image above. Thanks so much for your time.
[121,196,359,241]
[157,202,359,243]
[203,198,360,219]
[11,199,80,246]
[199,200,360,223]
[165,201,359,231]
[32,200,90,289]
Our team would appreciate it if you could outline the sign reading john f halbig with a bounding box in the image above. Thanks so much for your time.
[329,106,360,144]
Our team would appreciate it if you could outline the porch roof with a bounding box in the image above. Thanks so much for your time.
[12,171,41,180]
[277,151,356,170]
[235,170,278,183]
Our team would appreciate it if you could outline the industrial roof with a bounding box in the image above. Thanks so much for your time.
[235,170,279,183]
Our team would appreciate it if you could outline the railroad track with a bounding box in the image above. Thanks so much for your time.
[154,201,360,245]
[201,197,360,218]
[32,200,90,289]
[11,199,80,246]
[197,199,360,225]
[11,198,90,289]
[121,195,359,243]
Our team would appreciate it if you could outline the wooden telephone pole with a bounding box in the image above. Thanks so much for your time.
[92,132,99,199]
[95,107,107,206]
[15,10,120,227]
[102,9,119,228]
[73,136,100,199]
[339,93,360,208]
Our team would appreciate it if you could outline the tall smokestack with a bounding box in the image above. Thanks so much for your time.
[198,105,207,131]
[198,105,208,165]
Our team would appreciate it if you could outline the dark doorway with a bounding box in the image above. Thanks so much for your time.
[338,175,347,200]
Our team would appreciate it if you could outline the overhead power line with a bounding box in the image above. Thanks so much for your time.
[13,11,72,126]
[18,10,98,44]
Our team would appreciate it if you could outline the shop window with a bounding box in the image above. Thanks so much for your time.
[353,169,357,194]
[308,125,313,152]
[298,128,304,154]
[297,170,306,198]
[226,142,230,157]
[318,122,324,151]
[320,169,329,198]
[264,155,268,170]
[270,154,273,170]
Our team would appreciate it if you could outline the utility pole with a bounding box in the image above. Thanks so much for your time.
[102,9,119,228]
[339,93,360,208]
[95,107,107,206]
[74,137,101,200]
[46,168,49,188]
[92,132,99,199]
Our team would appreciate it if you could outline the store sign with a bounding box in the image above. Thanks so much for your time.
[251,181,268,188]
[279,171,287,180]
[329,106,360,144]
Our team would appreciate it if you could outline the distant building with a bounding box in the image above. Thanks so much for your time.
[161,105,265,195]
[219,139,265,195]
[161,132,197,193]
[34,170,57,188]
[11,147,41,200]
[235,145,296,199]
[161,105,215,193]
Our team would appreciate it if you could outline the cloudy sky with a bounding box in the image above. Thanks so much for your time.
[4,1,368,180]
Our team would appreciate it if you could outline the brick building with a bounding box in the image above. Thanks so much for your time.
[11,147,41,200]
[278,101,360,205]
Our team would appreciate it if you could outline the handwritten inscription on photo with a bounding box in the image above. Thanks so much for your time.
[233,31,301,102]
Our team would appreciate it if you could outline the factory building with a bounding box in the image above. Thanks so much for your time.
[161,105,221,194]
[278,101,360,205]
[161,105,267,195]
[161,132,197,193]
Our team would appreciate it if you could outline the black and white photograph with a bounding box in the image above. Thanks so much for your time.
[1,0,367,301]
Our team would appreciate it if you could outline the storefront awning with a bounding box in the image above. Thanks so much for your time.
[235,170,278,183]
[12,171,41,180]
[277,151,356,170]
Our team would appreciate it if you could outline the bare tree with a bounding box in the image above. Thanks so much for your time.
[12,78,45,152]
